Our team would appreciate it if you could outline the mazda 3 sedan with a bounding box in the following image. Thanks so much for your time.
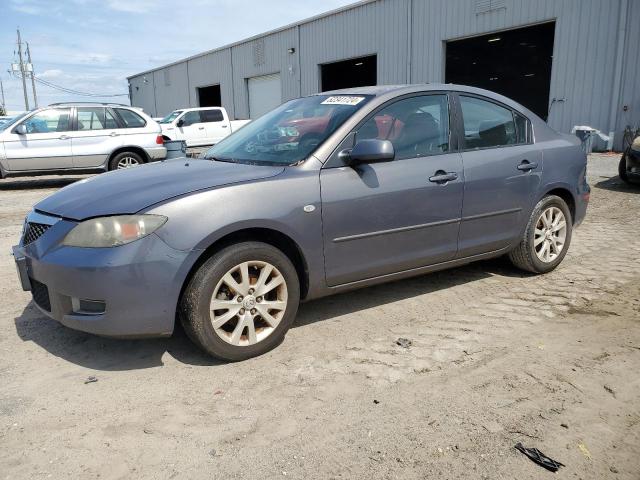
[13,85,589,361]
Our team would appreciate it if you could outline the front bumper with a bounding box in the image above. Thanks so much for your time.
[145,145,167,161]
[13,217,199,338]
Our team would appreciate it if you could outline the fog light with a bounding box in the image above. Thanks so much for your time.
[71,298,106,315]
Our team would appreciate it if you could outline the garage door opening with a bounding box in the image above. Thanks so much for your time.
[197,84,221,107]
[321,55,377,92]
[445,22,555,120]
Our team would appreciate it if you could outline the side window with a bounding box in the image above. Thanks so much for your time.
[180,111,201,126]
[356,94,450,159]
[115,108,146,128]
[20,109,71,134]
[201,109,224,123]
[105,109,119,129]
[514,112,529,144]
[77,107,106,130]
[459,96,516,149]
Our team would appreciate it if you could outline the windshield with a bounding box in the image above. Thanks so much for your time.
[159,110,183,124]
[203,94,372,165]
[0,112,29,132]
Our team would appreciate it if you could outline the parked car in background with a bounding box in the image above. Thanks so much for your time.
[619,134,640,185]
[13,84,589,361]
[0,103,166,178]
[159,107,250,146]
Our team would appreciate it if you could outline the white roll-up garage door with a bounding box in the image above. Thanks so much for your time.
[247,73,281,118]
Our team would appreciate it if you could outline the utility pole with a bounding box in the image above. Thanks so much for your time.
[0,79,5,114]
[26,42,37,108]
[16,29,29,110]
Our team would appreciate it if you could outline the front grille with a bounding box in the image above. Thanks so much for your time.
[30,278,51,312]
[22,222,51,246]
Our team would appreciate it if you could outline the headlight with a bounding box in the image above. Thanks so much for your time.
[62,215,167,248]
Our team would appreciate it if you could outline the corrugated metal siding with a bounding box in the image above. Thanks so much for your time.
[127,0,637,145]
[230,27,299,119]
[152,62,189,117]
[187,49,235,118]
[299,0,410,94]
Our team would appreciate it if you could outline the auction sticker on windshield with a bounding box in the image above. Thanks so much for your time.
[321,96,365,106]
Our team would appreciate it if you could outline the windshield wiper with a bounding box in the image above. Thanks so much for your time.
[207,156,239,164]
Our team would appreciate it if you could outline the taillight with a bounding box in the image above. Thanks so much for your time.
[156,135,164,145]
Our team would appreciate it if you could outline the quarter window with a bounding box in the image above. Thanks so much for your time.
[357,94,450,159]
[115,108,146,128]
[20,109,71,133]
[201,109,224,122]
[460,96,516,149]
[77,107,106,130]
[514,111,529,144]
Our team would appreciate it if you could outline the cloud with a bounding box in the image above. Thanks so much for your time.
[105,0,157,13]
[38,69,64,79]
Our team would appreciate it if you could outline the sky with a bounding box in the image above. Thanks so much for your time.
[0,0,355,113]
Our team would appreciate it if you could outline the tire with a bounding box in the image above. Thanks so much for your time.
[108,151,145,171]
[618,155,630,184]
[508,195,573,274]
[179,242,300,361]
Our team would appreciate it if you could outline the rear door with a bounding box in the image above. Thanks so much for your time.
[200,108,228,144]
[71,107,122,168]
[454,94,542,258]
[320,93,464,286]
[3,108,73,171]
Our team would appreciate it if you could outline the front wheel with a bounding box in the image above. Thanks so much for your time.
[180,242,300,361]
[508,195,573,274]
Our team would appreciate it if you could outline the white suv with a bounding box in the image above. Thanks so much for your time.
[0,103,166,177]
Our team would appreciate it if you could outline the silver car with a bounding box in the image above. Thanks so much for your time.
[0,103,166,177]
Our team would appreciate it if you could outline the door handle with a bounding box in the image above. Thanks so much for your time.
[429,171,458,184]
[517,160,538,171]
[109,132,118,137]
[198,127,205,130]
[59,135,69,140]
[221,125,228,128]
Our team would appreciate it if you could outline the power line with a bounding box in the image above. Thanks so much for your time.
[10,71,128,97]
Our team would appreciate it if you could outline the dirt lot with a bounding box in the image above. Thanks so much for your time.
[1,155,638,479]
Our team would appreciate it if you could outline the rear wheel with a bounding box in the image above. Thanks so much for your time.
[509,195,573,274]
[109,151,144,171]
[180,242,300,361]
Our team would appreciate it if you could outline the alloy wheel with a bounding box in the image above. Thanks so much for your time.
[117,156,140,169]
[209,261,288,346]
[534,206,567,263]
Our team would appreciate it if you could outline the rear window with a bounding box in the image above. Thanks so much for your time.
[115,108,146,128]
[201,109,224,122]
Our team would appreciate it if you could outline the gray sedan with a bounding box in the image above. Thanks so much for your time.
[13,84,589,361]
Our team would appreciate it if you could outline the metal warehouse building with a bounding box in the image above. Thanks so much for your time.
[128,0,639,149]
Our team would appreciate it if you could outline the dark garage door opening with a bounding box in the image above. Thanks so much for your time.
[197,84,222,107]
[445,22,555,120]
[321,55,377,92]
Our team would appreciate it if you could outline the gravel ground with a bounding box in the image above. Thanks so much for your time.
[0,154,638,479]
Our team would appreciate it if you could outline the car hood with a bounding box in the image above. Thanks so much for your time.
[35,158,284,221]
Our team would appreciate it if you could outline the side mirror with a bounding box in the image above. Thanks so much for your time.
[15,124,27,135]
[342,139,394,165]
[176,119,184,127]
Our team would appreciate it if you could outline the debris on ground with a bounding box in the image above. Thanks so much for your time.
[578,442,592,459]
[604,385,616,397]
[84,376,98,384]
[514,442,565,472]
[395,338,412,348]
[209,449,217,457]
[373,399,380,404]
[560,423,569,429]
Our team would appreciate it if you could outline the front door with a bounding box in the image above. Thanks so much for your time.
[4,108,73,171]
[177,111,207,146]
[320,94,464,286]
[455,94,543,257]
